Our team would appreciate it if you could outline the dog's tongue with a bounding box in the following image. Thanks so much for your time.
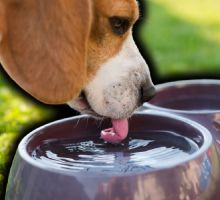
[101,119,128,143]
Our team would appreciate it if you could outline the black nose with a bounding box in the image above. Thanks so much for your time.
[140,85,156,103]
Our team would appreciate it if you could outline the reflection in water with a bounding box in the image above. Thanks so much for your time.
[32,131,199,174]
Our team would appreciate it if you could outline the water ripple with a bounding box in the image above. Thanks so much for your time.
[32,131,199,174]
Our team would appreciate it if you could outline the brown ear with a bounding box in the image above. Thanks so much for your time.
[0,0,91,104]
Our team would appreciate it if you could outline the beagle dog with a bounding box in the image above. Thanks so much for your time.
[0,0,155,142]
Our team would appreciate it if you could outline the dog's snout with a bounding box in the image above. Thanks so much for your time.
[140,85,156,103]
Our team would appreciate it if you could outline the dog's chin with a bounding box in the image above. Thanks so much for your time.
[68,92,136,120]
[67,92,104,119]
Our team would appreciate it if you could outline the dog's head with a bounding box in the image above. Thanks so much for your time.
[0,0,155,119]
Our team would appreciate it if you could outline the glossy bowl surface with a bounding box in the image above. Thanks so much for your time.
[143,79,220,199]
[144,79,220,153]
[5,110,219,200]
[144,79,220,114]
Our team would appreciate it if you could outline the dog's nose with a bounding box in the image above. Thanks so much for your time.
[140,85,156,103]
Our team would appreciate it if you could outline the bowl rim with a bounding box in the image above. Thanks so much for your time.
[18,110,212,176]
[144,79,220,114]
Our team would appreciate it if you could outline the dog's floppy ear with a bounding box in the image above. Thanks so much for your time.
[0,0,91,104]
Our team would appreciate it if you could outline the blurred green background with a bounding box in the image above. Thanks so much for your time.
[0,74,54,198]
[0,0,220,197]
[139,0,220,78]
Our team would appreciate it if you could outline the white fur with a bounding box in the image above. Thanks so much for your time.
[68,33,153,119]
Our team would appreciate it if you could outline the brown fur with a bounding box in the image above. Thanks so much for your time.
[87,0,139,80]
[0,0,139,104]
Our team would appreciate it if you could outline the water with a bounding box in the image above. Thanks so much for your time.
[158,97,220,111]
[32,131,199,174]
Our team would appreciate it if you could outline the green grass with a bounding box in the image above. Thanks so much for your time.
[0,74,54,197]
[139,0,220,78]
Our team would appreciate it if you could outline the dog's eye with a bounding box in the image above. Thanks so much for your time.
[109,17,130,35]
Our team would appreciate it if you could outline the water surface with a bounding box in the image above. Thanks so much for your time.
[32,131,199,174]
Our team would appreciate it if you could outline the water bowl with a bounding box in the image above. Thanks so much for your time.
[144,79,220,153]
[5,111,219,200]
[144,80,220,113]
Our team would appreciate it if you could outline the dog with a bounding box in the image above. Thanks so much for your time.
[0,0,155,142]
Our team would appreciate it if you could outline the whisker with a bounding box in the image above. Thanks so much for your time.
[98,117,105,128]
[86,116,89,128]
[74,117,81,128]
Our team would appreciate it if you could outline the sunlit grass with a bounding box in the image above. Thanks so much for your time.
[0,133,17,172]
[0,133,20,197]
[155,0,220,44]
[139,0,220,78]
[0,74,54,197]
[0,174,3,196]
[157,0,220,24]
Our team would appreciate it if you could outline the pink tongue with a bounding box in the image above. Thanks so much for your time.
[101,119,128,143]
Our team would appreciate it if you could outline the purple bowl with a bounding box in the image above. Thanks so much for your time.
[5,111,219,200]
[144,79,220,153]
[144,80,220,113]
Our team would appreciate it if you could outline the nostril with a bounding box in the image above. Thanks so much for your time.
[140,85,156,103]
